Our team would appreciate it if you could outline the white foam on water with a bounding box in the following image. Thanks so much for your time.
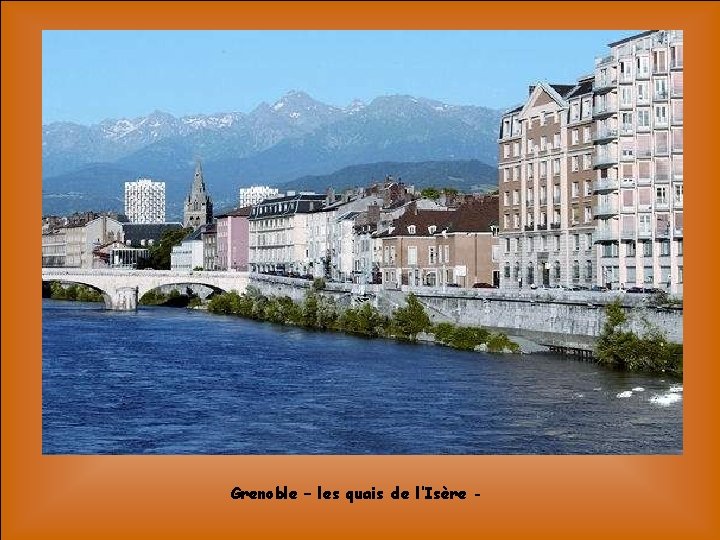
[616,391,633,398]
[632,387,645,392]
[650,392,682,406]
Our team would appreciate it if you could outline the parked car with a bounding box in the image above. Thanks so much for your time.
[446,283,461,288]
[625,286,646,293]
[590,285,608,292]
[472,282,495,289]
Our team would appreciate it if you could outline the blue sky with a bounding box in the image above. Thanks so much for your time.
[43,30,639,125]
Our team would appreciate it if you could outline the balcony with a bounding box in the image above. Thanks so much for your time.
[637,229,652,239]
[594,229,617,242]
[594,77,618,92]
[652,65,668,75]
[655,200,670,211]
[638,176,652,186]
[654,119,669,129]
[594,178,619,192]
[593,128,618,142]
[619,100,634,110]
[593,154,617,168]
[675,197,683,209]
[524,225,535,232]
[671,114,683,126]
[620,229,636,240]
[635,70,651,81]
[656,228,671,239]
[673,228,683,238]
[593,103,616,119]
[619,124,634,136]
[595,54,615,67]
[653,90,669,101]
[672,143,683,154]
[670,60,683,70]
[550,223,561,230]
[621,204,636,213]
[636,148,652,158]
[621,177,636,188]
[593,202,619,217]
[620,152,635,162]
[655,173,671,184]
[619,72,634,84]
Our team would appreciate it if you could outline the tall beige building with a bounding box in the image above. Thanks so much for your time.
[592,30,683,293]
[498,79,596,289]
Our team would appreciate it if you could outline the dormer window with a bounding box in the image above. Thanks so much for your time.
[428,225,437,234]
[407,225,416,234]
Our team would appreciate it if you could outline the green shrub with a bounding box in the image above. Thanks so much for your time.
[391,293,431,341]
[312,278,326,291]
[187,296,203,308]
[339,302,388,337]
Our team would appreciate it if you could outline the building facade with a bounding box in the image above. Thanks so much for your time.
[498,80,597,289]
[202,223,218,271]
[62,216,125,268]
[124,178,166,223]
[183,161,214,230]
[216,207,251,271]
[592,30,683,293]
[170,228,204,271]
[248,193,326,274]
[238,186,280,208]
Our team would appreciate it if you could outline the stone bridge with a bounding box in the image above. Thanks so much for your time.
[42,268,249,310]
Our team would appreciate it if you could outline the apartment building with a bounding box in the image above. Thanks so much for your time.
[238,186,279,208]
[62,216,125,268]
[593,30,683,293]
[248,192,326,274]
[125,178,166,224]
[498,79,596,289]
[215,207,251,270]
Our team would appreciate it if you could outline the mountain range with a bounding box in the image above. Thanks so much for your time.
[42,91,503,217]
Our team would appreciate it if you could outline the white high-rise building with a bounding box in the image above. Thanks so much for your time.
[125,178,166,223]
[238,186,279,208]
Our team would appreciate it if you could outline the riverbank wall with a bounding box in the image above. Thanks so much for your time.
[248,274,683,352]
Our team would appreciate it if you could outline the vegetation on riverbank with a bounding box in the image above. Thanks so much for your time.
[139,288,203,308]
[208,288,520,353]
[46,281,104,302]
[595,300,683,376]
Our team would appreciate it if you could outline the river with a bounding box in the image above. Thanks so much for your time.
[42,299,682,454]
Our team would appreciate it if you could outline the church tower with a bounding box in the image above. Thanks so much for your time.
[183,160,213,229]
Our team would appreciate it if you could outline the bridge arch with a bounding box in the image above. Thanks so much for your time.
[43,278,113,308]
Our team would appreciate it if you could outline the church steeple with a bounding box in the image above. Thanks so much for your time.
[183,159,213,230]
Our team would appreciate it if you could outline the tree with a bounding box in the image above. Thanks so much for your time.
[137,227,193,270]
[391,293,431,340]
[420,187,440,200]
[442,187,459,196]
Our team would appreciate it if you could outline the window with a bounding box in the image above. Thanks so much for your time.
[553,158,561,175]
[504,168,511,183]
[675,183,683,205]
[572,182,579,197]
[583,126,592,143]
[503,144,510,158]
[584,181,592,196]
[677,239,683,256]
[408,246,417,265]
[656,186,668,205]
[572,129,579,145]
[585,207,593,223]
[505,238,511,253]
[626,241,637,257]
[407,225,416,234]
[571,156,579,172]
[654,77,668,99]
[637,82,649,102]
[582,98,592,118]
[527,187,534,204]
[514,166,520,180]
[585,260,593,280]
[621,86,633,107]
[583,154,592,170]
[554,261,561,280]
[678,266,683,283]
[527,139,534,154]
[540,161,547,177]
[540,136,547,151]
[503,214,510,228]
[540,185,547,204]
[574,234,580,251]
[554,133,561,148]
[573,260,580,280]
[637,55,650,77]
[653,49,667,73]
[513,214,520,228]
[654,104,668,126]
[639,214,652,235]
[637,109,650,128]
[504,264,511,278]
[641,240,652,257]
[658,240,671,256]
[503,192,510,206]
[513,190,520,205]
[554,235,561,251]
[527,163,534,178]
[571,102,580,121]
[513,142,520,156]
[428,246,437,264]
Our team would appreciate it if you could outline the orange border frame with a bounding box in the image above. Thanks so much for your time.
[2,2,718,538]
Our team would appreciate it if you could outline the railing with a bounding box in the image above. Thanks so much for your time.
[621,177,636,188]
[619,72,634,83]
[593,103,615,116]
[594,154,617,167]
[655,228,671,239]
[655,173,671,183]
[620,229,636,240]
[593,78,618,91]
[671,84,683,97]
[595,54,614,66]
[620,124,634,136]
[594,229,616,241]
[654,90,669,101]
[620,152,635,162]
[593,202,619,216]
[550,223,561,230]
[593,128,618,141]
[594,178,619,191]
[673,228,683,238]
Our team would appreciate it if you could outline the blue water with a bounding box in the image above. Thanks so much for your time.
[42,299,682,454]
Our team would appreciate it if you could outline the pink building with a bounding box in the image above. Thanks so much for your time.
[215,207,251,270]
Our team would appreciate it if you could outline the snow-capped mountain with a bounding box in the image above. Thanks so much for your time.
[42,91,503,217]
